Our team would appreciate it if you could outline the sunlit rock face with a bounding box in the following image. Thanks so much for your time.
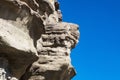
[0,0,79,80]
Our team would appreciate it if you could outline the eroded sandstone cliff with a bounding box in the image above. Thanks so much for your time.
[0,0,79,80]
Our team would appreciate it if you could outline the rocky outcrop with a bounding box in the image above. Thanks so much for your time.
[0,0,79,80]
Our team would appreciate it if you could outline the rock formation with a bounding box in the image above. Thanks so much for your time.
[0,0,79,80]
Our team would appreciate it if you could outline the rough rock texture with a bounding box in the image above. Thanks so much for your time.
[0,0,79,80]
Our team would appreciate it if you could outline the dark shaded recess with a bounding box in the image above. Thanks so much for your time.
[62,68,76,80]
[28,15,45,47]
[36,0,54,16]
[19,64,33,80]
[0,1,31,21]
[20,0,38,11]
[0,56,12,79]
[25,0,53,15]
[0,2,19,20]
[54,2,60,11]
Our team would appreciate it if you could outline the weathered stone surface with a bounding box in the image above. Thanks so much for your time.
[0,0,79,80]
[20,23,79,80]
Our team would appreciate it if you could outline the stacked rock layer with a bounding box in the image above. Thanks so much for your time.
[0,0,79,80]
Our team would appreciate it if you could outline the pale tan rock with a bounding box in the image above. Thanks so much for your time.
[0,0,79,80]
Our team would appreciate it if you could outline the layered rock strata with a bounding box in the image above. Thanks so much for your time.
[0,0,79,80]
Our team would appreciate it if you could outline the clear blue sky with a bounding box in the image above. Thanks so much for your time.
[59,0,120,80]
